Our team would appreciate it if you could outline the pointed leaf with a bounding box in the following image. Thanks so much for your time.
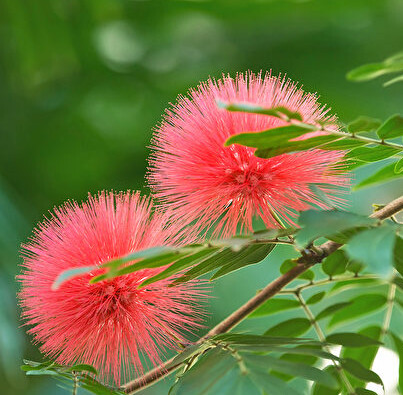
[346,225,397,277]
[264,318,311,337]
[376,114,403,139]
[328,294,387,328]
[326,332,382,348]
[355,162,403,190]
[316,302,352,321]
[248,298,300,318]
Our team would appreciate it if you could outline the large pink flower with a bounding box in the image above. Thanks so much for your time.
[148,72,347,237]
[19,192,205,385]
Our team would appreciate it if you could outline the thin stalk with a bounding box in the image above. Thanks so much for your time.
[297,121,403,151]
[381,282,396,337]
[294,291,355,395]
[279,274,380,294]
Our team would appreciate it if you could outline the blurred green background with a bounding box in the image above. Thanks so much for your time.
[1,0,402,394]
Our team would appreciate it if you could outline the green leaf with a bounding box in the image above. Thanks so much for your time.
[213,333,317,347]
[316,302,352,321]
[329,277,380,294]
[311,366,341,395]
[248,298,300,318]
[340,358,383,385]
[390,331,403,392]
[280,259,315,281]
[354,162,403,190]
[346,145,400,162]
[306,291,326,305]
[52,265,98,290]
[322,250,348,277]
[376,114,403,139]
[326,332,382,348]
[395,157,403,173]
[243,353,338,389]
[347,117,382,134]
[346,225,397,277]
[328,294,387,328]
[255,134,337,158]
[210,244,275,280]
[217,101,303,121]
[224,124,317,150]
[296,210,376,247]
[264,318,311,337]
[394,236,403,276]
[169,347,236,395]
[139,248,218,287]
[341,326,381,389]
[355,388,378,395]
[347,63,394,81]
[384,74,403,86]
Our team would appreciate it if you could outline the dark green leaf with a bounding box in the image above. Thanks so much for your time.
[248,298,300,318]
[376,114,403,139]
[243,353,338,388]
[347,117,382,134]
[394,236,403,276]
[217,101,303,121]
[280,259,315,281]
[255,134,337,158]
[328,294,387,328]
[306,291,326,305]
[139,248,218,287]
[169,347,236,395]
[316,302,352,321]
[322,250,348,276]
[341,326,381,389]
[340,358,383,385]
[311,366,341,395]
[213,333,318,347]
[354,163,403,190]
[296,210,376,247]
[346,225,397,277]
[210,244,275,280]
[355,388,378,395]
[264,318,311,337]
[329,277,380,293]
[326,332,382,348]
[346,145,400,162]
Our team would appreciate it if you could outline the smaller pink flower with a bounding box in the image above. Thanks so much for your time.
[148,71,348,237]
[18,191,206,385]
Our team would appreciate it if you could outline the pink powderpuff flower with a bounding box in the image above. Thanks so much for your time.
[148,71,348,237]
[18,191,206,385]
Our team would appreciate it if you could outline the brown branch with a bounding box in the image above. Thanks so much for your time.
[123,194,403,394]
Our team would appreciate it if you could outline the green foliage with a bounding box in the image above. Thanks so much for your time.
[346,225,399,276]
[347,51,403,86]
[21,360,123,395]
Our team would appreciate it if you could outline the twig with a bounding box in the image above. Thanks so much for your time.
[294,291,355,394]
[122,195,403,394]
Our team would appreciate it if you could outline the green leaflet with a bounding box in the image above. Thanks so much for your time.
[248,297,300,318]
[346,225,397,277]
[328,294,387,328]
[354,162,403,190]
[296,209,376,247]
[326,332,382,348]
[264,318,311,337]
[341,326,382,389]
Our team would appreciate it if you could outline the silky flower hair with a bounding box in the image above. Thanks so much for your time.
[18,192,205,385]
[148,71,347,237]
